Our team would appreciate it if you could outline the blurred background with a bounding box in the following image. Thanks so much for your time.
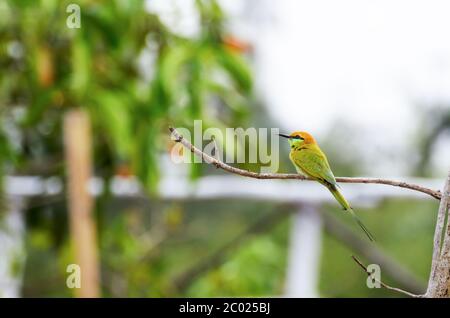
[0,0,449,297]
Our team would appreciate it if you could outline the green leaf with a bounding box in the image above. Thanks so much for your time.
[70,38,91,97]
[92,91,133,159]
[159,43,193,100]
[132,122,159,194]
[216,47,252,93]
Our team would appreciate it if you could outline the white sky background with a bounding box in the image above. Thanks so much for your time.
[147,0,450,176]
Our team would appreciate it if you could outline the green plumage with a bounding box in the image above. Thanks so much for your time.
[287,135,375,241]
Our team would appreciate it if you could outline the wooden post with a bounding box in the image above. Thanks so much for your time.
[64,109,100,298]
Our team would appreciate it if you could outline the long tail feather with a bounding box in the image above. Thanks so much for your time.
[326,184,375,241]
[348,208,375,242]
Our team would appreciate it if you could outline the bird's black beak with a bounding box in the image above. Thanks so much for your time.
[278,133,291,139]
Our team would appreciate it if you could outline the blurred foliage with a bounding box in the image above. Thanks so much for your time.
[414,106,450,176]
[0,0,253,192]
[0,0,258,298]
[21,198,438,297]
[22,199,290,297]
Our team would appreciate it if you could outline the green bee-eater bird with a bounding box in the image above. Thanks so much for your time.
[279,131,375,241]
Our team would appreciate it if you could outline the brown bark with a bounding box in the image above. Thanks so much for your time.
[426,171,450,298]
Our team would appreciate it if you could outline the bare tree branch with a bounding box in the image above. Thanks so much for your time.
[351,255,423,298]
[169,127,442,200]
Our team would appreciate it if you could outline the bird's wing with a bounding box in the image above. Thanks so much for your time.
[292,148,337,186]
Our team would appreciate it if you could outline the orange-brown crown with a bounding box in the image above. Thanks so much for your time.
[289,131,316,144]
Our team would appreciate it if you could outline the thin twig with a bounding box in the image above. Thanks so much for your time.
[351,255,423,298]
[323,211,426,294]
[169,127,442,200]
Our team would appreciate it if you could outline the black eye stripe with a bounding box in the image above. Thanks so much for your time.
[295,135,304,140]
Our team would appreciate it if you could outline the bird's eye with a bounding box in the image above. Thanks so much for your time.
[295,135,304,140]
